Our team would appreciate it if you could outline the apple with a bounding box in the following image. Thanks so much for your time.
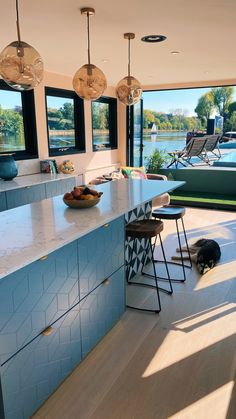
[64,192,73,200]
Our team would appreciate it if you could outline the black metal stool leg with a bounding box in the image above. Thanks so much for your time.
[176,219,186,282]
[142,235,173,295]
[126,237,161,313]
[181,217,192,268]
[149,238,161,312]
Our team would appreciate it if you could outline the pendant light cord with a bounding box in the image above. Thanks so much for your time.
[87,12,91,65]
[128,37,131,77]
[16,0,21,43]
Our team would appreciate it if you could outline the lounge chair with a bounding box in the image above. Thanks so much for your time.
[167,136,208,168]
[202,135,221,162]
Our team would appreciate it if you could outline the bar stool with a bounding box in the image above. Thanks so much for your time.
[126,219,173,313]
[152,205,192,282]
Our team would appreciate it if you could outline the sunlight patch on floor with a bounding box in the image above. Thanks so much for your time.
[142,306,236,378]
[193,260,236,290]
[168,381,234,419]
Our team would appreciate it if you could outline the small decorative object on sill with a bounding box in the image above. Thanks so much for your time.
[59,159,75,174]
[0,154,18,180]
[40,159,58,174]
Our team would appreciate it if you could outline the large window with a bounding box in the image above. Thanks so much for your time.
[92,97,117,151]
[142,85,236,160]
[0,80,38,159]
[45,87,85,156]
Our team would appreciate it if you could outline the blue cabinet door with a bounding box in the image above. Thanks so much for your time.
[0,305,82,419]
[45,177,76,198]
[6,184,46,209]
[0,192,7,212]
[80,266,125,358]
[0,241,79,365]
[78,216,125,298]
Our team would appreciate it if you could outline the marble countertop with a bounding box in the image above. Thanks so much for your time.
[0,173,76,192]
[0,179,184,279]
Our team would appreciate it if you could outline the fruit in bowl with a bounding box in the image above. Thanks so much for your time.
[63,186,103,208]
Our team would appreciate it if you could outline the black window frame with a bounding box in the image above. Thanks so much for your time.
[45,86,86,157]
[0,79,38,160]
[91,96,117,152]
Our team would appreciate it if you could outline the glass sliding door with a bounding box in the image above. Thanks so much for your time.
[126,99,143,166]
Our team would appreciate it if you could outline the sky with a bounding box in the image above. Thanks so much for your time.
[143,86,236,117]
[0,90,72,110]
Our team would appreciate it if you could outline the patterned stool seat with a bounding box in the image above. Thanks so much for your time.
[152,205,185,220]
[126,219,163,239]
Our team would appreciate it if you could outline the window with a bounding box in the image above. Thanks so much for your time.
[92,97,117,151]
[0,80,38,159]
[45,87,85,156]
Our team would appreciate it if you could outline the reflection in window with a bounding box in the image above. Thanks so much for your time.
[92,97,117,151]
[0,80,38,159]
[45,87,85,156]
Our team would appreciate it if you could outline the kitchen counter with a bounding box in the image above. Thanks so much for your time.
[0,179,184,279]
[0,172,77,192]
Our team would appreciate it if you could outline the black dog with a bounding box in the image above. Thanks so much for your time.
[172,239,221,275]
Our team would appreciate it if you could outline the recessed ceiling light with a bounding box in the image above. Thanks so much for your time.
[141,35,167,43]
[171,51,180,55]
[102,59,109,63]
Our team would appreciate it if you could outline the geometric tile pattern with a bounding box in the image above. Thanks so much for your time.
[80,267,125,358]
[0,305,82,419]
[125,201,152,280]
[0,216,126,418]
[78,216,125,298]
[0,241,79,366]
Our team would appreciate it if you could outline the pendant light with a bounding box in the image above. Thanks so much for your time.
[73,7,107,101]
[0,0,43,91]
[116,33,142,106]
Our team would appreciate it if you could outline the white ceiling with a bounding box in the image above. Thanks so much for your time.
[1,0,236,87]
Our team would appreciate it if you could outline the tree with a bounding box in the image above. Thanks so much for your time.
[194,93,214,124]
[210,86,234,117]
[143,109,155,129]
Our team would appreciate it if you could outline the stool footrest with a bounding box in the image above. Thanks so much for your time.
[154,259,192,269]
[129,278,173,295]
[126,304,160,314]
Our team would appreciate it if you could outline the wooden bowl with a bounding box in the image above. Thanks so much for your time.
[63,196,101,209]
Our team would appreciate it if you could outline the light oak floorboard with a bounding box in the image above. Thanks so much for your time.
[33,207,236,419]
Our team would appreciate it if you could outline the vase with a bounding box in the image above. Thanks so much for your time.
[0,154,18,180]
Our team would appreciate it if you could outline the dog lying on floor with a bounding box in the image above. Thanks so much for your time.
[172,239,221,275]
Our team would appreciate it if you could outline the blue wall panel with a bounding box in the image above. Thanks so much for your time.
[0,241,79,365]
[80,266,125,358]
[0,306,82,419]
[6,184,46,209]
[0,192,7,212]
[78,216,125,297]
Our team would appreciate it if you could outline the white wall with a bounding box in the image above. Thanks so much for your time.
[16,70,126,182]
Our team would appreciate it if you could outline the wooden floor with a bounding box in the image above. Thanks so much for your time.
[34,207,236,419]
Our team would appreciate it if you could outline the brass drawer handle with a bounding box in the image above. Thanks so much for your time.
[102,278,110,286]
[40,255,48,261]
[103,223,109,228]
[41,326,53,336]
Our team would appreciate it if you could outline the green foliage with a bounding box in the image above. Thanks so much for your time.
[47,102,74,130]
[144,149,169,173]
[92,102,109,130]
[210,87,234,117]
[194,93,214,123]
[143,108,202,131]
[0,106,24,139]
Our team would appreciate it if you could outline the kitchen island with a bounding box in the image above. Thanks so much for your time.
[0,179,184,419]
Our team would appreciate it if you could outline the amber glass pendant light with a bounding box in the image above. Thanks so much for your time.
[0,0,43,91]
[116,33,142,106]
[73,7,107,101]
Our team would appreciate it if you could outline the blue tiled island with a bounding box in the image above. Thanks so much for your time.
[0,179,184,418]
